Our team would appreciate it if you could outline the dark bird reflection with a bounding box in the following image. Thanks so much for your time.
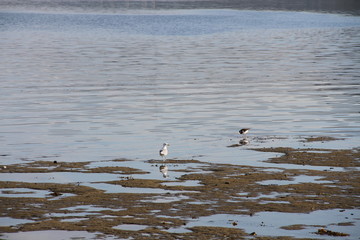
[239,138,250,145]
[227,138,250,148]
[159,164,169,178]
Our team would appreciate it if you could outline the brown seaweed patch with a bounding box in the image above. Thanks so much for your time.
[147,159,204,164]
[303,136,343,142]
[315,228,350,236]
[335,222,354,226]
[2,161,90,173]
[280,224,324,231]
[2,160,150,176]
[185,226,246,239]
[87,166,148,175]
[111,158,131,162]
[253,147,360,167]
[105,179,164,189]
[1,145,360,239]
[0,181,100,196]
[280,224,307,230]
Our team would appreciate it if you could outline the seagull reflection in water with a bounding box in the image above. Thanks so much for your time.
[159,165,169,178]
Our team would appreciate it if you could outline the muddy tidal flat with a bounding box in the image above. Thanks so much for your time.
[0,137,359,239]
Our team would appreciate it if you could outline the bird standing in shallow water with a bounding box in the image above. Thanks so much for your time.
[239,128,250,138]
[159,143,169,161]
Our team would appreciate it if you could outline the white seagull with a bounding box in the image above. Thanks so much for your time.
[159,143,170,161]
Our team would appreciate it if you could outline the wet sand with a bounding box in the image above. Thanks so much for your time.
[0,137,359,239]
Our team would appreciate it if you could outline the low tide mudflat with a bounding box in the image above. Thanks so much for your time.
[1,137,359,239]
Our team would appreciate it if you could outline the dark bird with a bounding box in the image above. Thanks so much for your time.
[239,128,250,135]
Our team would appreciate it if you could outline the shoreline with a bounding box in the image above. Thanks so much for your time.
[1,137,359,239]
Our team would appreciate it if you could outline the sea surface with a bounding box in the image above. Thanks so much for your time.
[1,1,360,165]
[0,1,360,164]
[1,0,360,239]
[1,7,360,160]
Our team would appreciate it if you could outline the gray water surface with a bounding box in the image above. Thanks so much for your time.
[1,6,359,164]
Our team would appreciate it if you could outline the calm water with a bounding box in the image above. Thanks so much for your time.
[0,2,360,165]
